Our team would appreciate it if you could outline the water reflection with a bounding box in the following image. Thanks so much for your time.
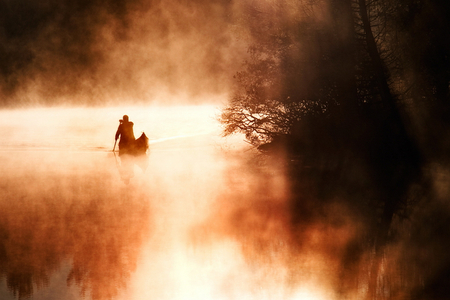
[114,152,149,185]
[191,153,344,298]
[192,151,450,300]
[0,152,152,300]
[2,106,450,300]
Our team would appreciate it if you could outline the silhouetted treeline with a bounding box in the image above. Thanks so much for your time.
[221,0,450,299]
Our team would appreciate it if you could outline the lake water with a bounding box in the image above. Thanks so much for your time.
[2,105,447,300]
[0,105,334,300]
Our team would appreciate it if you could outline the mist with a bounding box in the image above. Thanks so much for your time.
[0,0,248,106]
[217,0,450,299]
[1,0,450,299]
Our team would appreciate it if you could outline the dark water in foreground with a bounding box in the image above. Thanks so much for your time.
[1,106,450,300]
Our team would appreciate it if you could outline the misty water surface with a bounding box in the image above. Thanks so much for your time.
[0,106,331,300]
[1,106,449,300]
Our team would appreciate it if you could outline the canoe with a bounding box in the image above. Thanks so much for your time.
[119,132,149,156]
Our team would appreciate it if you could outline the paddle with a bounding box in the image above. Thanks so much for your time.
[112,139,117,152]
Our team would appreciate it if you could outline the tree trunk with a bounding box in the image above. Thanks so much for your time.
[358,0,397,114]
[357,1,412,298]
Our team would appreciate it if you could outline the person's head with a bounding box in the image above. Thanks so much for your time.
[123,115,129,122]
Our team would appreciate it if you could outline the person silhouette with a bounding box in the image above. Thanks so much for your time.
[115,115,136,156]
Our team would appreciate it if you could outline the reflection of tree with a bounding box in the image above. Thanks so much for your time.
[65,190,151,300]
[0,193,67,299]
[0,167,151,300]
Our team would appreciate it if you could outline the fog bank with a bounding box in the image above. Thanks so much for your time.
[0,0,247,106]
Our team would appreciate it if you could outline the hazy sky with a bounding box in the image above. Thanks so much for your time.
[0,0,248,106]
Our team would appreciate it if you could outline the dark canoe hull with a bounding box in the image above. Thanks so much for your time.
[119,132,149,156]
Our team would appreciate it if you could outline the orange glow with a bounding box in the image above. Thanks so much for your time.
[0,106,360,300]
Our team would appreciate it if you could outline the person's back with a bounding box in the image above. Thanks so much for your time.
[115,115,136,153]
